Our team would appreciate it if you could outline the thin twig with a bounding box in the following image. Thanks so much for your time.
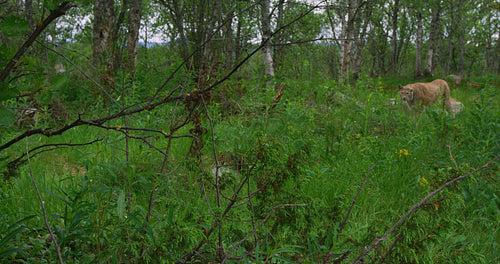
[25,138,64,264]
[9,139,102,169]
[351,154,500,264]
[200,94,225,260]
[338,165,374,235]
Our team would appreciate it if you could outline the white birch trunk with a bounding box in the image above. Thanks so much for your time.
[261,0,274,78]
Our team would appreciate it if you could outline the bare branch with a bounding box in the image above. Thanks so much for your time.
[8,139,103,169]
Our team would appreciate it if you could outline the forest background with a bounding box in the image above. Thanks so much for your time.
[0,0,499,263]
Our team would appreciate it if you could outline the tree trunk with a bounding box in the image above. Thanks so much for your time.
[352,0,372,80]
[456,0,465,75]
[339,0,356,81]
[424,0,441,77]
[223,8,234,70]
[390,0,400,74]
[274,0,285,70]
[444,0,455,75]
[496,28,500,74]
[235,14,242,65]
[126,0,142,76]
[261,0,274,80]
[414,11,423,79]
[93,0,117,74]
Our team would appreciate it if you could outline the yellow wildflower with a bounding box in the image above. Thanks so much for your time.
[396,149,409,158]
[419,177,430,189]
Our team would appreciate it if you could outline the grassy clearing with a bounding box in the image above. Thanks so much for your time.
[0,75,499,263]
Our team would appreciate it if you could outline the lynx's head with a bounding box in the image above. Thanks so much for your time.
[398,84,414,102]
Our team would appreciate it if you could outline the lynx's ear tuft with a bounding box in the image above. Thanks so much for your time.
[398,84,403,90]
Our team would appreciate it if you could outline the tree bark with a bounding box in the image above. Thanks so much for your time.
[424,0,441,77]
[126,0,142,76]
[390,0,400,74]
[274,0,285,70]
[496,28,500,74]
[339,0,356,81]
[352,0,372,80]
[414,11,423,78]
[93,0,117,73]
[455,0,465,75]
[261,0,274,80]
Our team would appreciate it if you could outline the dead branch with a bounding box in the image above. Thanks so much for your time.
[269,82,285,110]
[351,154,500,264]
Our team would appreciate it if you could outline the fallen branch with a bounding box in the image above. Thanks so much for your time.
[351,154,500,264]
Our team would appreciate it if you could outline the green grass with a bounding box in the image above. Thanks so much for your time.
[1,75,499,263]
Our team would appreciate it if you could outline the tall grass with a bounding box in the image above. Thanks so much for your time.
[0,75,499,263]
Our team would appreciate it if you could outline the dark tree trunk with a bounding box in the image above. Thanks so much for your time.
[352,0,372,80]
[414,11,423,79]
[424,0,441,77]
[456,0,465,75]
[390,0,400,74]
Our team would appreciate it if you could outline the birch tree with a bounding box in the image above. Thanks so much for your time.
[126,0,143,75]
[424,0,441,76]
[261,0,274,81]
[414,10,423,78]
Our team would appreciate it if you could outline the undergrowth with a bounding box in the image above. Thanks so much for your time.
[0,75,499,263]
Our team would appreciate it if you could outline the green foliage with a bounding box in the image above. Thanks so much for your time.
[0,1,499,262]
